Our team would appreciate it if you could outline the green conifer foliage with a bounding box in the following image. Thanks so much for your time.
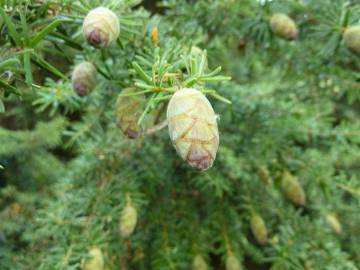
[0,0,360,269]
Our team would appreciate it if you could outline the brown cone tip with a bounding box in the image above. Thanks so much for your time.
[125,128,140,139]
[88,30,106,47]
[287,31,298,40]
[74,82,88,96]
[187,152,213,171]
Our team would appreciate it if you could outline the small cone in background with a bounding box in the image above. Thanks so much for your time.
[250,214,268,245]
[257,165,272,186]
[82,247,104,270]
[116,89,144,139]
[83,7,120,48]
[120,197,138,238]
[281,171,306,206]
[225,254,242,270]
[304,260,315,270]
[190,46,208,69]
[192,254,208,270]
[238,38,246,50]
[343,26,360,54]
[270,13,298,40]
[326,213,342,235]
[72,62,97,96]
[167,88,219,171]
[190,46,203,57]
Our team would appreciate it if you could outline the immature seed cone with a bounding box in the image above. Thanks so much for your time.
[270,13,298,40]
[190,46,208,69]
[82,247,104,270]
[191,46,202,57]
[116,89,144,139]
[343,26,360,54]
[326,213,342,235]
[225,255,242,270]
[167,88,219,171]
[257,166,272,186]
[192,254,208,270]
[72,62,97,96]
[250,214,268,245]
[83,7,120,48]
[281,171,306,206]
[119,201,138,238]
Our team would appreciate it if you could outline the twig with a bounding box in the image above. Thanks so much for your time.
[142,120,168,136]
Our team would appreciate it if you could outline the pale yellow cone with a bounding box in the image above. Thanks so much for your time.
[120,201,138,238]
[343,26,360,54]
[167,88,219,171]
[258,165,272,186]
[270,13,298,40]
[82,247,104,270]
[250,214,268,245]
[226,255,242,270]
[192,254,208,270]
[83,7,120,48]
[72,62,97,96]
[116,89,144,139]
[190,46,208,69]
[281,171,306,206]
[326,213,342,235]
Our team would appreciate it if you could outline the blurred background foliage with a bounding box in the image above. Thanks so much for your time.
[0,0,360,269]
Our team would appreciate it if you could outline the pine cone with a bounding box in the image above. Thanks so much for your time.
[326,213,342,235]
[250,214,268,245]
[270,13,298,40]
[281,171,306,206]
[225,255,242,270]
[116,89,144,139]
[343,26,360,54]
[167,88,219,171]
[119,201,138,238]
[81,247,104,270]
[72,62,97,96]
[257,166,272,186]
[192,254,208,270]
[190,46,208,69]
[83,7,120,48]
[190,46,203,57]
